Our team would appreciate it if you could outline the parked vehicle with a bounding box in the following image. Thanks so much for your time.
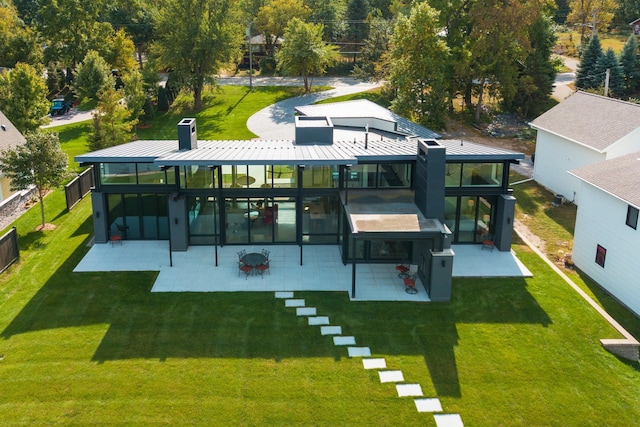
[49,98,73,116]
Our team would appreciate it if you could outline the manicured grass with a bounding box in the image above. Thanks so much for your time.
[2,85,639,425]
[1,193,640,424]
[314,87,391,108]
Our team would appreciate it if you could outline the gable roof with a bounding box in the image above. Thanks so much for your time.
[529,91,640,152]
[569,152,640,208]
[0,110,26,153]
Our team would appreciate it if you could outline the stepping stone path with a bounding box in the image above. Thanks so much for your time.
[279,292,464,425]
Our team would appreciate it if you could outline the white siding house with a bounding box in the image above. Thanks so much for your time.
[530,92,640,205]
[569,153,640,316]
[0,110,27,202]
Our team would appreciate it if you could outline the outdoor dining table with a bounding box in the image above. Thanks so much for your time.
[242,252,267,268]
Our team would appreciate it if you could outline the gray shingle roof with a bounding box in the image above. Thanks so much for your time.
[529,91,640,152]
[569,152,640,208]
[0,110,26,153]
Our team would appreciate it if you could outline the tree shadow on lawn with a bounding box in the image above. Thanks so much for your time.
[1,237,550,398]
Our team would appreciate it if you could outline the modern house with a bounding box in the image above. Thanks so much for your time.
[0,110,27,203]
[530,91,640,204]
[569,153,640,316]
[75,100,524,300]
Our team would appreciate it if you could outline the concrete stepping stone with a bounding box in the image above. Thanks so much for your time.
[285,299,305,307]
[321,326,341,335]
[275,292,294,299]
[296,307,316,316]
[348,347,371,357]
[308,316,329,325]
[362,358,386,369]
[434,413,464,427]
[414,398,443,413]
[333,336,356,346]
[379,370,404,383]
[396,383,423,397]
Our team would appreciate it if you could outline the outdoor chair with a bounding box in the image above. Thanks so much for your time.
[481,235,494,252]
[237,249,247,261]
[256,260,270,277]
[110,234,122,246]
[261,249,270,260]
[395,263,410,278]
[404,274,418,294]
[239,262,253,279]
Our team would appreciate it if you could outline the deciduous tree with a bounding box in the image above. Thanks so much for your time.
[89,87,135,151]
[566,0,617,44]
[388,2,449,129]
[276,18,340,92]
[153,0,242,110]
[0,4,42,69]
[0,63,50,133]
[73,50,115,101]
[0,131,68,230]
[256,0,311,57]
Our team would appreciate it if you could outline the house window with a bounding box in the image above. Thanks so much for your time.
[595,244,607,268]
[626,205,638,230]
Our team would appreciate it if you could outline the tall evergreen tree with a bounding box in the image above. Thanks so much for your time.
[509,15,556,118]
[596,48,625,97]
[575,33,604,90]
[619,34,640,95]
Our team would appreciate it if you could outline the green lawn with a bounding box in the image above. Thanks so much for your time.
[1,86,639,425]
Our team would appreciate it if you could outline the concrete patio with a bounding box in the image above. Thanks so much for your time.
[73,242,532,302]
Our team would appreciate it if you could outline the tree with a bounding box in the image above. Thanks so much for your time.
[73,50,115,101]
[256,0,311,57]
[619,34,640,94]
[305,0,346,41]
[0,131,68,230]
[276,18,340,92]
[352,16,392,82]
[468,0,542,122]
[153,0,242,110]
[596,48,625,97]
[100,29,138,75]
[346,0,370,63]
[0,63,50,133]
[566,0,617,44]
[89,87,135,151]
[509,15,557,118]
[123,70,146,134]
[105,0,156,67]
[388,2,449,129]
[0,4,42,69]
[575,33,604,90]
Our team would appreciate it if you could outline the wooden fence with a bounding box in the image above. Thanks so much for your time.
[0,227,19,274]
[65,167,94,211]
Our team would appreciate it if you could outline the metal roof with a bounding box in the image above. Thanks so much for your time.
[439,139,525,161]
[75,140,179,164]
[295,99,442,140]
[569,152,640,208]
[529,91,640,153]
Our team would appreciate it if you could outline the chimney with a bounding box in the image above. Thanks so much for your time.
[178,118,197,150]
[294,116,333,145]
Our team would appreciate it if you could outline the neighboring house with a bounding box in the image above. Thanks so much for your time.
[569,153,640,316]
[0,110,27,203]
[75,100,524,300]
[630,18,640,35]
[529,91,640,204]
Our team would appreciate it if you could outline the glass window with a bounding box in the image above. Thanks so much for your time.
[378,163,411,187]
[595,244,606,268]
[443,197,458,235]
[137,163,165,184]
[100,163,137,185]
[461,163,503,187]
[445,163,462,187]
[626,205,638,230]
[347,164,377,188]
[181,165,215,189]
[269,165,296,189]
[302,165,338,188]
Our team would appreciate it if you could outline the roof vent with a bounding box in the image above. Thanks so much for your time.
[178,118,197,150]
[0,125,6,131]
[295,116,334,145]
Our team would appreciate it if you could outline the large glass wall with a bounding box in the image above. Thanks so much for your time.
[444,195,494,243]
[188,195,218,245]
[302,165,338,188]
[220,165,298,189]
[302,196,340,243]
[346,163,411,188]
[180,165,216,189]
[107,193,168,240]
[224,197,296,244]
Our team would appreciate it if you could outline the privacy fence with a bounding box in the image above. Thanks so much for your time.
[65,167,94,211]
[0,227,19,274]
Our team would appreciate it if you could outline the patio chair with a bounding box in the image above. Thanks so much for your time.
[481,235,494,252]
[256,260,270,277]
[395,263,410,278]
[239,262,253,279]
[238,249,247,261]
[261,249,270,260]
[404,274,418,294]
[110,234,122,246]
